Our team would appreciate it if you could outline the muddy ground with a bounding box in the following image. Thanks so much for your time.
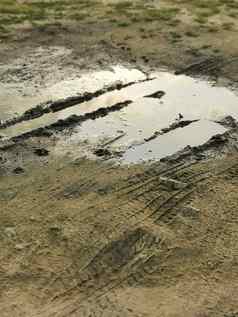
[1,0,238,316]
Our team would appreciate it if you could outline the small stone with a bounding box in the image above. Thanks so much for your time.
[49,225,61,232]
[5,227,16,238]
[13,167,24,174]
[180,205,200,217]
[160,177,187,191]
[15,244,25,251]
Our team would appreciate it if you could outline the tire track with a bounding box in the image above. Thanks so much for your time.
[0,77,154,130]
[78,161,198,219]
[35,160,238,317]
[151,161,238,223]
[116,160,238,228]
[38,161,207,302]
[33,232,159,317]
[45,253,158,317]
[38,162,205,308]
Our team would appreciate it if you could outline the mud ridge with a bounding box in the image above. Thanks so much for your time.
[144,90,165,99]
[144,119,198,142]
[175,56,238,76]
[215,115,238,129]
[161,125,238,164]
[175,56,223,76]
[0,77,153,130]
[0,100,132,147]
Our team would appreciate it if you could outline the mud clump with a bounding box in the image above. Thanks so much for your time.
[216,115,238,128]
[160,119,198,134]
[34,148,49,157]
[159,176,187,191]
[145,90,165,99]
[208,134,228,146]
[13,167,24,174]
[94,148,112,157]
[161,130,235,164]
[145,119,198,142]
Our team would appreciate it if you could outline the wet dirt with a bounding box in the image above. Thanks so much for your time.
[123,120,227,163]
[1,67,238,164]
[0,61,146,122]
[1,3,238,316]
[6,68,235,164]
[0,46,74,120]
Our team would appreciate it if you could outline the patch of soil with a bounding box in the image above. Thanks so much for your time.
[1,152,238,316]
[1,2,238,316]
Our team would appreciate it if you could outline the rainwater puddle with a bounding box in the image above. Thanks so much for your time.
[122,120,227,163]
[1,67,238,164]
[0,65,146,121]
[54,71,237,163]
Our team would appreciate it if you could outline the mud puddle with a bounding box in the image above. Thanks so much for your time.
[1,67,238,164]
[52,71,238,163]
[123,120,227,163]
[0,62,145,122]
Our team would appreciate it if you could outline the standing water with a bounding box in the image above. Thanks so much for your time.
[1,67,238,163]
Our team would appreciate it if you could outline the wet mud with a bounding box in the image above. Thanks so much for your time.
[0,100,132,145]
[1,67,238,165]
[123,120,228,164]
[176,56,238,77]
[2,2,238,316]
[0,77,152,129]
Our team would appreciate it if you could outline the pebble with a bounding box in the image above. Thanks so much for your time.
[5,227,16,238]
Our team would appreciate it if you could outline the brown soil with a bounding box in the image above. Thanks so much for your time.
[1,153,238,317]
[1,1,238,316]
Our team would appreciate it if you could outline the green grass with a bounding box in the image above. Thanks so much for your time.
[185,30,199,37]
[170,31,182,39]
[167,18,180,26]
[0,0,102,36]
[144,7,180,22]
[0,0,237,40]
[112,1,133,11]
[117,21,130,27]
[194,16,208,24]
[69,12,89,21]
[207,26,219,32]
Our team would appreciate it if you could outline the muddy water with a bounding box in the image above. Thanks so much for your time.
[0,65,146,121]
[53,71,237,163]
[122,120,227,163]
[1,67,238,163]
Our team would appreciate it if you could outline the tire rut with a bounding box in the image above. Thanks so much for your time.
[0,77,153,130]
[32,160,238,317]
